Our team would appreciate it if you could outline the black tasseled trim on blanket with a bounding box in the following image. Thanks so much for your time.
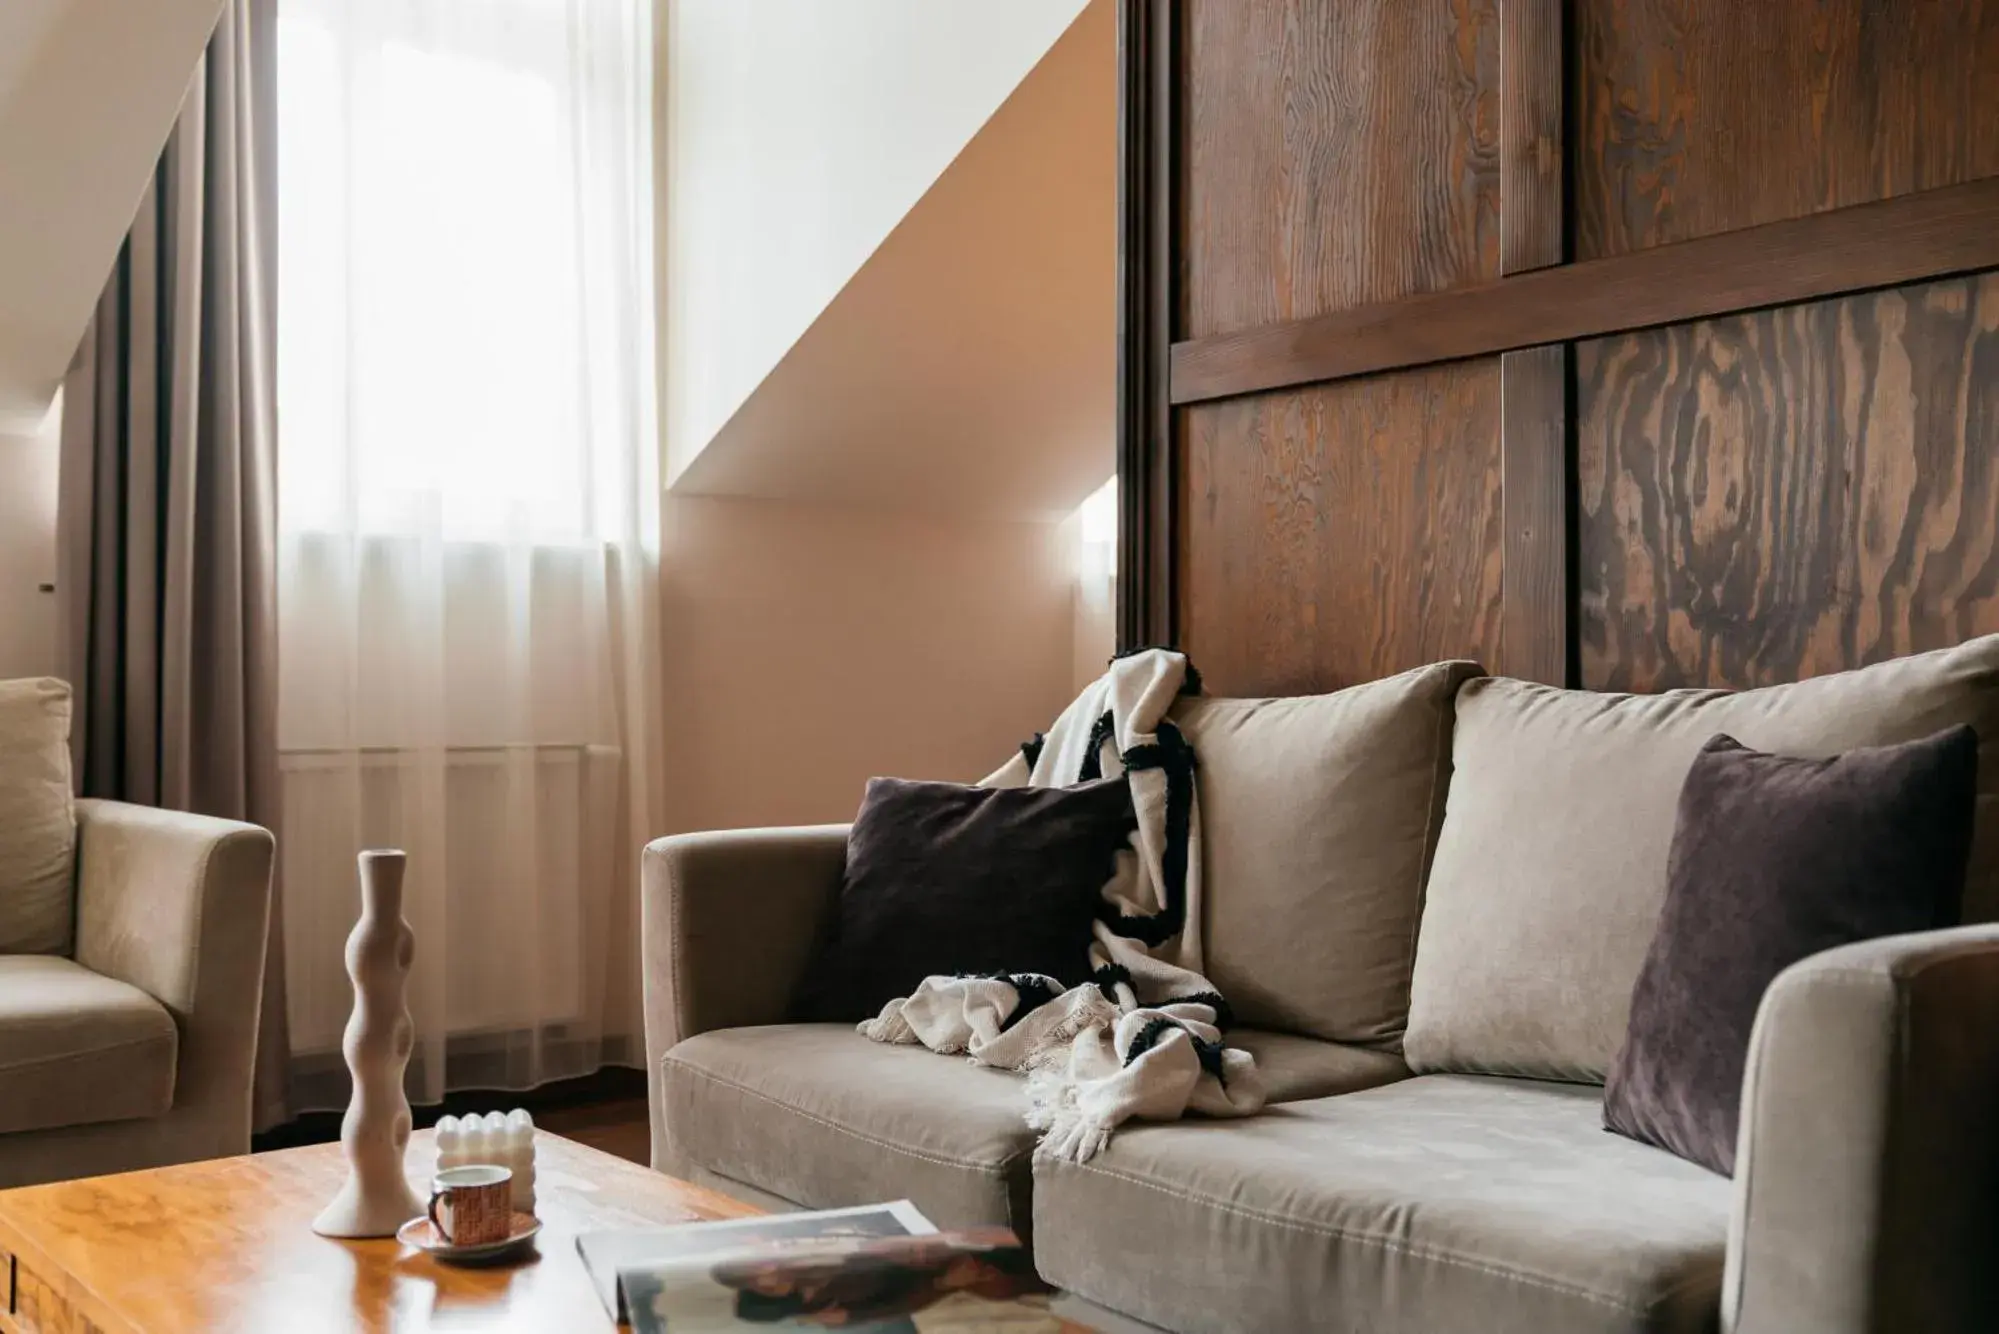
[1090,962,1133,1001]
[1123,1014,1230,1085]
[959,971,1067,1031]
[1078,711,1117,782]
[1001,974,1063,1028]
[1097,719,1196,947]
[1156,989,1235,1032]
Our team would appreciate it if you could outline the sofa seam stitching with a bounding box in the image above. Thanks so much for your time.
[0,1033,176,1074]
[664,1059,1019,1177]
[1052,1160,1647,1314]
[664,848,690,1042]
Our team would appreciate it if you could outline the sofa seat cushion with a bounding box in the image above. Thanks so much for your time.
[0,955,177,1136]
[1176,660,1483,1045]
[1409,635,1999,1082]
[1230,1028,1409,1103]
[1033,1074,1729,1334]
[659,1024,1042,1231]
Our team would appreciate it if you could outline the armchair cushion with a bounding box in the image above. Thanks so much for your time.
[0,677,77,954]
[0,955,176,1136]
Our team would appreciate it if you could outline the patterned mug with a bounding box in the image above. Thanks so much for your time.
[428,1164,513,1246]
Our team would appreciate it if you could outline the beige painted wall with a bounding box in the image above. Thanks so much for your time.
[654,1,1115,835]
[659,496,1078,833]
[0,398,63,681]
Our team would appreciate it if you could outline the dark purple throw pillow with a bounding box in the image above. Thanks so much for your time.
[792,776,1137,1023]
[1603,726,1979,1176]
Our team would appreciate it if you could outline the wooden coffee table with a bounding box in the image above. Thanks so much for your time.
[0,1131,759,1333]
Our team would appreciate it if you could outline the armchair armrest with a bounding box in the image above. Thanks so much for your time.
[70,799,274,1146]
[640,825,846,1166]
[1724,924,1999,1334]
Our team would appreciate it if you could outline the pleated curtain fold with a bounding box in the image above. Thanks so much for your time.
[57,0,290,1132]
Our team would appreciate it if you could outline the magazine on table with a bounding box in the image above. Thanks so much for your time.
[576,1202,1070,1331]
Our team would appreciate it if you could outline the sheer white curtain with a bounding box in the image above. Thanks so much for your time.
[275,0,662,1108]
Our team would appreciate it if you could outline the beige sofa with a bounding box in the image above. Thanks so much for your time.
[0,680,274,1188]
[640,641,1999,1334]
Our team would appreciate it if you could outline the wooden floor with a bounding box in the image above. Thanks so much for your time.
[252,1070,654,1166]
[532,1097,651,1165]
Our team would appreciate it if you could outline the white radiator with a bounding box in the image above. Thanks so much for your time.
[279,742,617,1058]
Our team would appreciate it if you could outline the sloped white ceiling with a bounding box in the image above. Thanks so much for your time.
[0,0,224,429]
[667,0,1114,518]
[663,0,1097,488]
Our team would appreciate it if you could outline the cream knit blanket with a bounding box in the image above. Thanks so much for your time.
[858,649,1265,1161]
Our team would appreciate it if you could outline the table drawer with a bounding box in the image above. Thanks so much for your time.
[3,1249,105,1334]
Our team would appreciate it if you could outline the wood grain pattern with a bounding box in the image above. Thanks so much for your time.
[1577,0,1999,259]
[0,1132,759,1334]
[1180,0,1501,340]
[1170,174,1999,404]
[1179,361,1505,695]
[1501,345,1571,684]
[1499,0,1565,273]
[1578,270,1999,690]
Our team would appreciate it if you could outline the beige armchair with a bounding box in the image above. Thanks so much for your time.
[0,797,274,1189]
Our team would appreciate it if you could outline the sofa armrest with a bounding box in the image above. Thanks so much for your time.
[640,825,847,1169]
[1724,924,1999,1334]
[70,799,275,1140]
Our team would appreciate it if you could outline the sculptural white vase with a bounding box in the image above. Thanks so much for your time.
[312,849,426,1238]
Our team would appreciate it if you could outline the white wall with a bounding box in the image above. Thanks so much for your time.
[660,0,1088,482]
[0,396,62,680]
[1071,477,1117,691]
[660,496,1078,833]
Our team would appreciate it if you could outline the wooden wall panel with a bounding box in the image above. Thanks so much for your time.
[1578,270,1999,691]
[1577,0,1999,260]
[1499,0,1565,274]
[1501,345,1570,685]
[1180,0,1501,340]
[1179,361,1505,695]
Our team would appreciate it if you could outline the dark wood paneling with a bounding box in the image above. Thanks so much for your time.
[1499,0,1565,274]
[1180,0,1501,340]
[1179,361,1505,695]
[1170,176,1999,404]
[1577,0,1999,260]
[1501,345,1571,684]
[1117,0,1178,649]
[1579,270,1999,691]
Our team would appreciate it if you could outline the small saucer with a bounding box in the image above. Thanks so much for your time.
[397,1211,542,1264]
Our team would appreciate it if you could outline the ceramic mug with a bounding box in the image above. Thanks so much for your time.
[428,1164,513,1246]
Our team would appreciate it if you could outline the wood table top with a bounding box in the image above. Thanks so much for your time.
[0,1131,760,1334]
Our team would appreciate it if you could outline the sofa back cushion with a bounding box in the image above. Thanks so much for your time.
[1179,660,1482,1045]
[1405,635,1999,1082]
[0,678,77,955]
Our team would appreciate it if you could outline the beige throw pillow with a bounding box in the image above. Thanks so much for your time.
[1405,636,1999,1083]
[0,678,77,955]
[1179,660,1484,1045]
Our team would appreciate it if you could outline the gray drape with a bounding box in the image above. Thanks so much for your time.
[56,0,289,1132]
